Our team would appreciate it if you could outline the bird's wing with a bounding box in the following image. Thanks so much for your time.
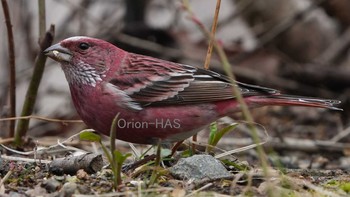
[108,53,278,106]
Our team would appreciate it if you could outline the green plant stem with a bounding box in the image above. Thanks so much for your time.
[110,113,120,187]
[110,113,119,158]
[213,39,269,174]
[213,31,272,196]
[1,0,16,137]
[192,0,221,154]
[182,0,270,182]
[149,140,161,186]
[99,139,122,191]
[100,141,113,167]
[14,24,55,146]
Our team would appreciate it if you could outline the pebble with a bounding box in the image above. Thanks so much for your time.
[169,154,231,182]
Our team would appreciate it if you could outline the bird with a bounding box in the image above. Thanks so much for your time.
[44,36,342,144]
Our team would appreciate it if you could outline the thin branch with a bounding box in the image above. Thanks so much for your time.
[314,27,350,64]
[228,0,327,65]
[0,170,12,188]
[185,183,213,197]
[331,126,350,142]
[1,155,51,164]
[257,0,327,48]
[193,0,221,156]
[15,25,55,146]
[0,115,82,124]
[0,137,14,144]
[204,0,221,70]
[1,0,16,137]
[38,0,46,40]
[217,137,350,154]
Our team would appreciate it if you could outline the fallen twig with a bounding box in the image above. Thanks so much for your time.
[218,137,350,154]
[331,126,350,142]
[0,170,12,188]
[0,115,82,124]
[1,155,51,164]
[49,153,103,175]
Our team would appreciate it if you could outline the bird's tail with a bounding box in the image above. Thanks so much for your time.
[250,94,342,111]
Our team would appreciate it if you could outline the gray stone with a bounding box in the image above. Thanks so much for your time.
[169,154,231,182]
[42,178,62,193]
[60,182,78,197]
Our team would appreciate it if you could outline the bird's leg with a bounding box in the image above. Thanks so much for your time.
[192,134,197,154]
[123,141,179,173]
[171,140,184,157]
[121,154,156,173]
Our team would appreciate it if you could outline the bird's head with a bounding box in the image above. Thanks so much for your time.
[44,36,122,87]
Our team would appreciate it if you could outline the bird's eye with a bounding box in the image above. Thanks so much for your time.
[78,42,90,50]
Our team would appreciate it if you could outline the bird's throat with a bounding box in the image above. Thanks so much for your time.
[61,62,106,87]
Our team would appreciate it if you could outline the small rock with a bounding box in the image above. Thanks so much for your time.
[130,180,145,187]
[76,169,89,180]
[78,184,91,194]
[8,191,26,197]
[54,175,66,181]
[25,184,48,197]
[171,188,186,197]
[60,182,78,196]
[340,157,350,169]
[169,154,231,182]
[42,178,62,193]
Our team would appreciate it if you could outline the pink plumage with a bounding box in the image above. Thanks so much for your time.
[44,36,341,144]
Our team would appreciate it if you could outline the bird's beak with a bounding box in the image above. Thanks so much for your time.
[44,43,72,63]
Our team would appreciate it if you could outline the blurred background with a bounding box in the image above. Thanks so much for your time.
[1,0,349,169]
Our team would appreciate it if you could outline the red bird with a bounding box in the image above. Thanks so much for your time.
[44,36,341,144]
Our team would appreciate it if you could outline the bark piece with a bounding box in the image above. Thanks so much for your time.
[49,153,103,175]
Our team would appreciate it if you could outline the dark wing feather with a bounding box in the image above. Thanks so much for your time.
[109,53,278,106]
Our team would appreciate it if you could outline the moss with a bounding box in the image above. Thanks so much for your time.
[340,182,350,193]
[324,180,350,193]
